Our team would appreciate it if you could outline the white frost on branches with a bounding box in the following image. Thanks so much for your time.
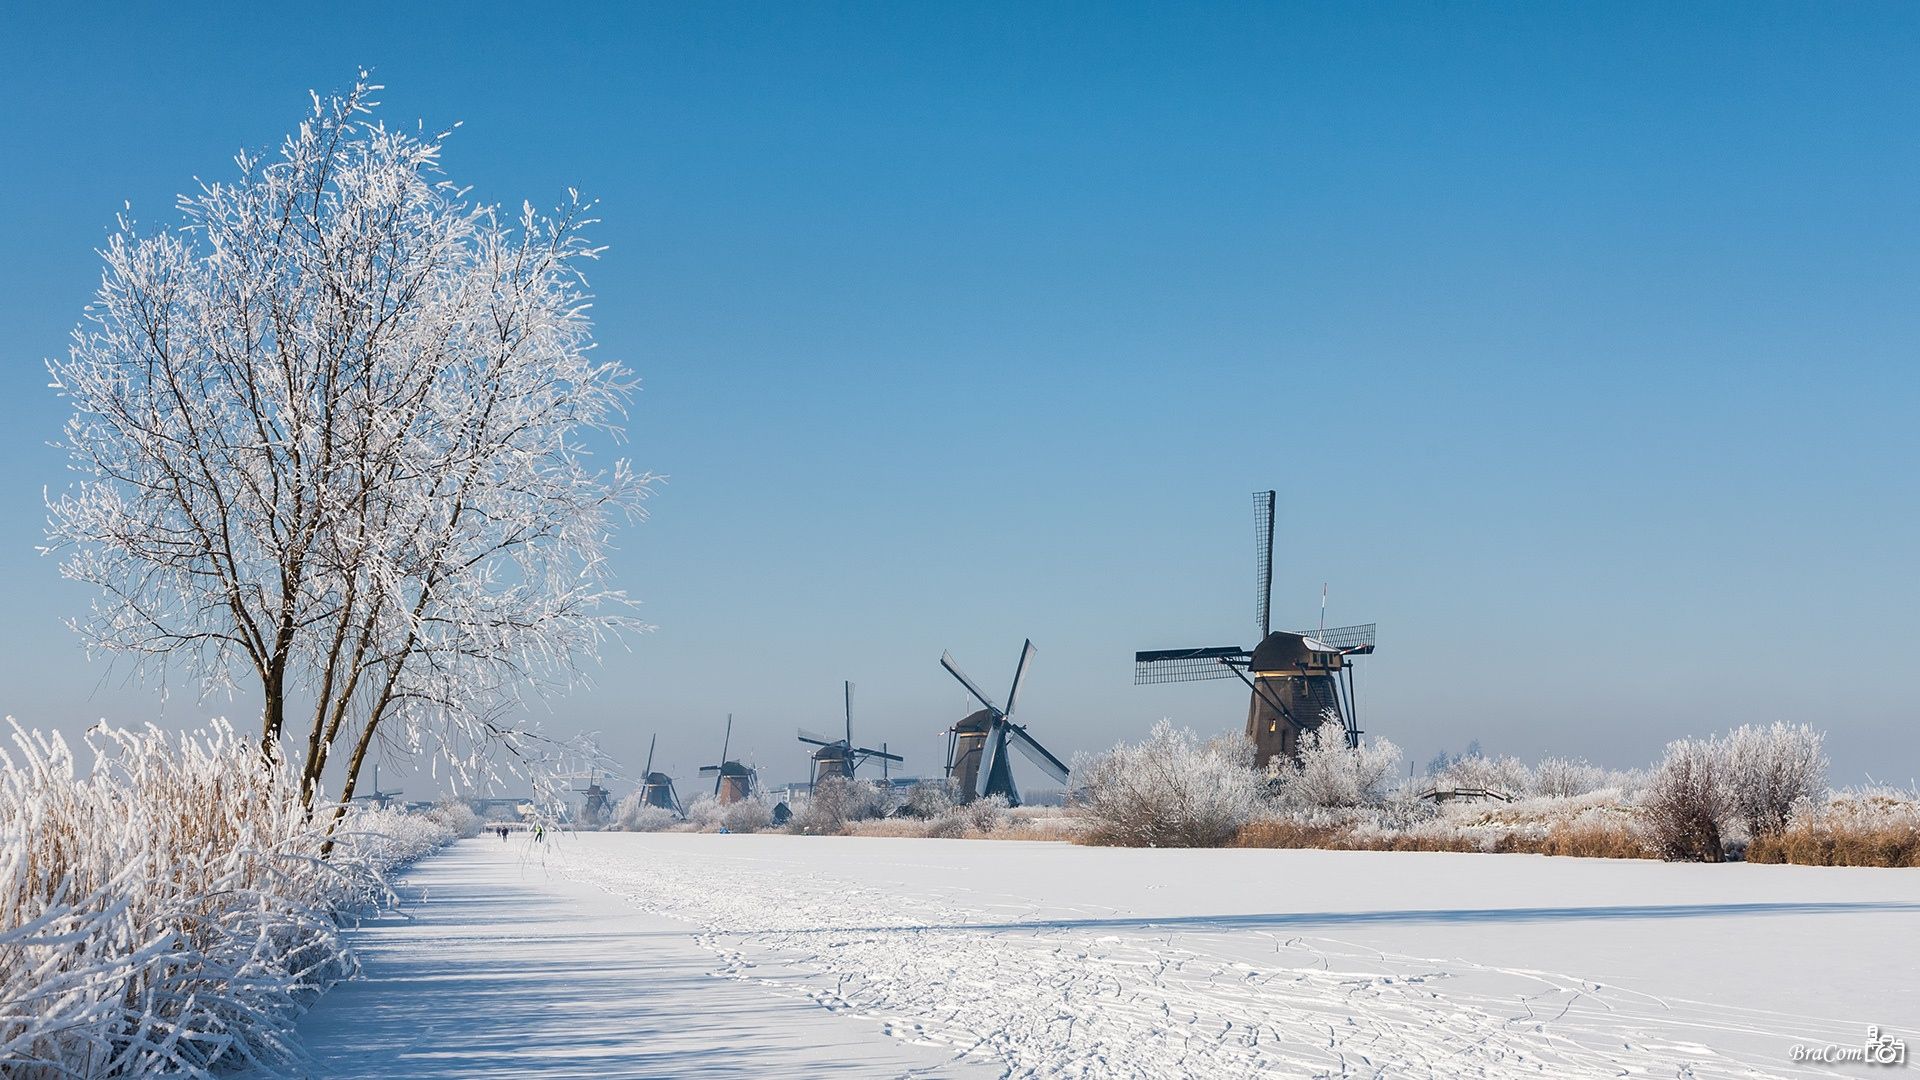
[44,76,652,804]
[1074,721,1261,847]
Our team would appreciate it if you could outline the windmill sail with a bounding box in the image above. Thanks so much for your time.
[1254,490,1275,639]
[1133,646,1250,684]
[1292,622,1376,653]
[975,724,1006,799]
[1003,640,1036,717]
[941,651,1002,714]
[1007,725,1069,785]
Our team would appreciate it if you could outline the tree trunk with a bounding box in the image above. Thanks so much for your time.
[322,714,385,858]
[260,669,286,748]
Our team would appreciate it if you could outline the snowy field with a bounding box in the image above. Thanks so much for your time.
[302,834,1920,1078]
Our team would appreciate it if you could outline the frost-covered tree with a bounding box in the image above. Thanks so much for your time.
[1268,729,1404,810]
[1075,721,1261,847]
[1721,722,1826,838]
[1642,737,1729,861]
[45,76,651,810]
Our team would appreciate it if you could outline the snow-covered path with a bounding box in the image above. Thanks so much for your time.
[536,833,1920,1079]
[289,838,992,1077]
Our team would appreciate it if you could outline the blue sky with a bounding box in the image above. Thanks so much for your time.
[1,3,1915,791]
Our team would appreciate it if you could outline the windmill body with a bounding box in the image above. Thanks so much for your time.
[573,773,613,826]
[638,734,684,816]
[939,640,1070,807]
[799,681,903,788]
[1133,492,1379,770]
[945,708,999,796]
[699,715,759,804]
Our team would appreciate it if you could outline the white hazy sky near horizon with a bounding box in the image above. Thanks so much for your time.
[0,4,1915,796]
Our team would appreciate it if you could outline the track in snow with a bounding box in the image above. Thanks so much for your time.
[544,834,1919,1079]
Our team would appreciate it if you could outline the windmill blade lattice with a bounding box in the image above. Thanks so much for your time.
[1133,646,1250,684]
[1254,490,1275,638]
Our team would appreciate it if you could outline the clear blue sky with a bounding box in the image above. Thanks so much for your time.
[1,3,1915,792]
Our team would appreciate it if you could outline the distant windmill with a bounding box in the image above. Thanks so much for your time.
[1133,490,1377,768]
[350,763,403,810]
[698,714,758,804]
[573,771,612,826]
[940,639,1070,806]
[797,681,903,786]
[637,734,683,816]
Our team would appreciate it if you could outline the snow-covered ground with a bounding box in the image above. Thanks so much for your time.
[304,834,1920,1078]
[290,838,991,1078]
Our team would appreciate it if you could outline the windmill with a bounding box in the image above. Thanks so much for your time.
[1133,490,1377,769]
[637,734,683,816]
[797,681,903,787]
[573,771,612,826]
[350,763,403,810]
[699,714,758,804]
[939,639,1070,806]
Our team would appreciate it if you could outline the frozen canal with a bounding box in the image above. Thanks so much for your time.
[301,833,1920,1077]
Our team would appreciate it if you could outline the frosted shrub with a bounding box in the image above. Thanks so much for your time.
[904,779,962,818]
[683,796,722,830]
[426,801,483,839]
[0,718,460,1077]
[1642,737,1729,861]
[1721,722,1826,838]
[334,805,464,869]
[1429,752,1532,797]
[720,796,775,833]
[1530,757,1610,798]
[610,791,678,832]
[790,777,894,834]
[1076,721,1261,847]
[1269,730,1404,810]
[927,795,1010,838]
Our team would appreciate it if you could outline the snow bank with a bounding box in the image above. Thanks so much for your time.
[0,719,463,1077]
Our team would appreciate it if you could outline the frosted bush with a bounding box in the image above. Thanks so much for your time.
[1429,752,1532,797]
[1076,721,1261,847]
[0,718,460,1077]
[1530,757,1610,798]
[790,777,894,834]
[926,795,1010,838]
[720,796,775,833]
[610,791,678,832]
[682,796,724,830]
[904,779,963,818]
[1268,730,1404,809]
[1642,736,1729,861]
[1721,722,1826,838]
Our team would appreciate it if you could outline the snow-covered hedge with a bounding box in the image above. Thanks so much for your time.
[608,791,678,832]
[788,777,895,835]
[0,719,463,1077]
[1074,721,1261,847]
[1072,720,1858,864]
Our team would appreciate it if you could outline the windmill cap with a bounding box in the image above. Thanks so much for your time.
[951,708,999,734]
[1248,630,1341,673]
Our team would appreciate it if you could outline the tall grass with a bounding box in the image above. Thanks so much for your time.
[1,719,463,1077]
[1745,788,1920,868]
